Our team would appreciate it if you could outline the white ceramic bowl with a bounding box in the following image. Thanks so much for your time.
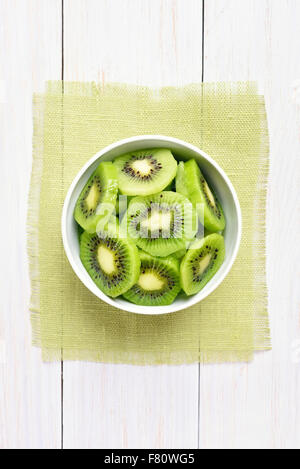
[62,135,242,315]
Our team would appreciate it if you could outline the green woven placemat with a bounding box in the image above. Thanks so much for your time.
[28,81,271,364]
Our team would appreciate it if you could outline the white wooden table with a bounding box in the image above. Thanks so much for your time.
[1,0,300,449]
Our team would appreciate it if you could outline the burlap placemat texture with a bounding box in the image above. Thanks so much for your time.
[28,81,271,364]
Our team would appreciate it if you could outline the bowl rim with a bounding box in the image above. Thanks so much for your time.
[61,135,242,315]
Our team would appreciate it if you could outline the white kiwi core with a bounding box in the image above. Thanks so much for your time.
[97,245,116,275]
[86,184,100,210]
[131,159,153,176]
[198,254,212,274]
[138,271,165,291]
[141,211,172,232]
[204,180,216,208]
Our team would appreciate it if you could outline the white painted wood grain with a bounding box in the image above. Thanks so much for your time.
[64,0,203,87]
[62,0,202,449]
[0,0,62,449]
[63,363,199,449]
[200,0,300,449]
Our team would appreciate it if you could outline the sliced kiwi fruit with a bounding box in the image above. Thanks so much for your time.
[115,192,121,215]
[114,148,177,196]
[116,194,133,221]
[172,248,187,260]
[165,178,175,191]
[74,162,118,233]
[176,159,225,232]
[80,221,140,298]
[175,161,189,198]
[180,233,225,296]
[122,191,198,257]
[123,251,181,306]
[77,223,84,242]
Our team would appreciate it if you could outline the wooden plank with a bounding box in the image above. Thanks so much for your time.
[200,0,300,449]
[0,0,62,449]
[63,0,203,86]
[62,0,202,449]
[64,363,199,449]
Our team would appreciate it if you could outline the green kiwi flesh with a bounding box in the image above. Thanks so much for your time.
[123,191,198,257]
[175,161,189,198]
[177,159,225,232]
[180,233,225,296]
[165,178,175,191]
[80,221,140,298]
[116,194,133,220]
[172,248,187,260]
[123,251,181,306]
[114,148,177,196]
[77,223,84,242]
[74,162,118,233]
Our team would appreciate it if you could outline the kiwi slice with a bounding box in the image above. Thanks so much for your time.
[176,159,225,232]
[180,233,225,296]
[175,161,189,198]
[80,221,140,298]
[172,248,187,260]
[116,194,133,221]
[114,148,177,196]
[74,162,118,233]
[165,178,175,191]
[77,223,84,242]
[122,191,198,257]
[123,251,181,306]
